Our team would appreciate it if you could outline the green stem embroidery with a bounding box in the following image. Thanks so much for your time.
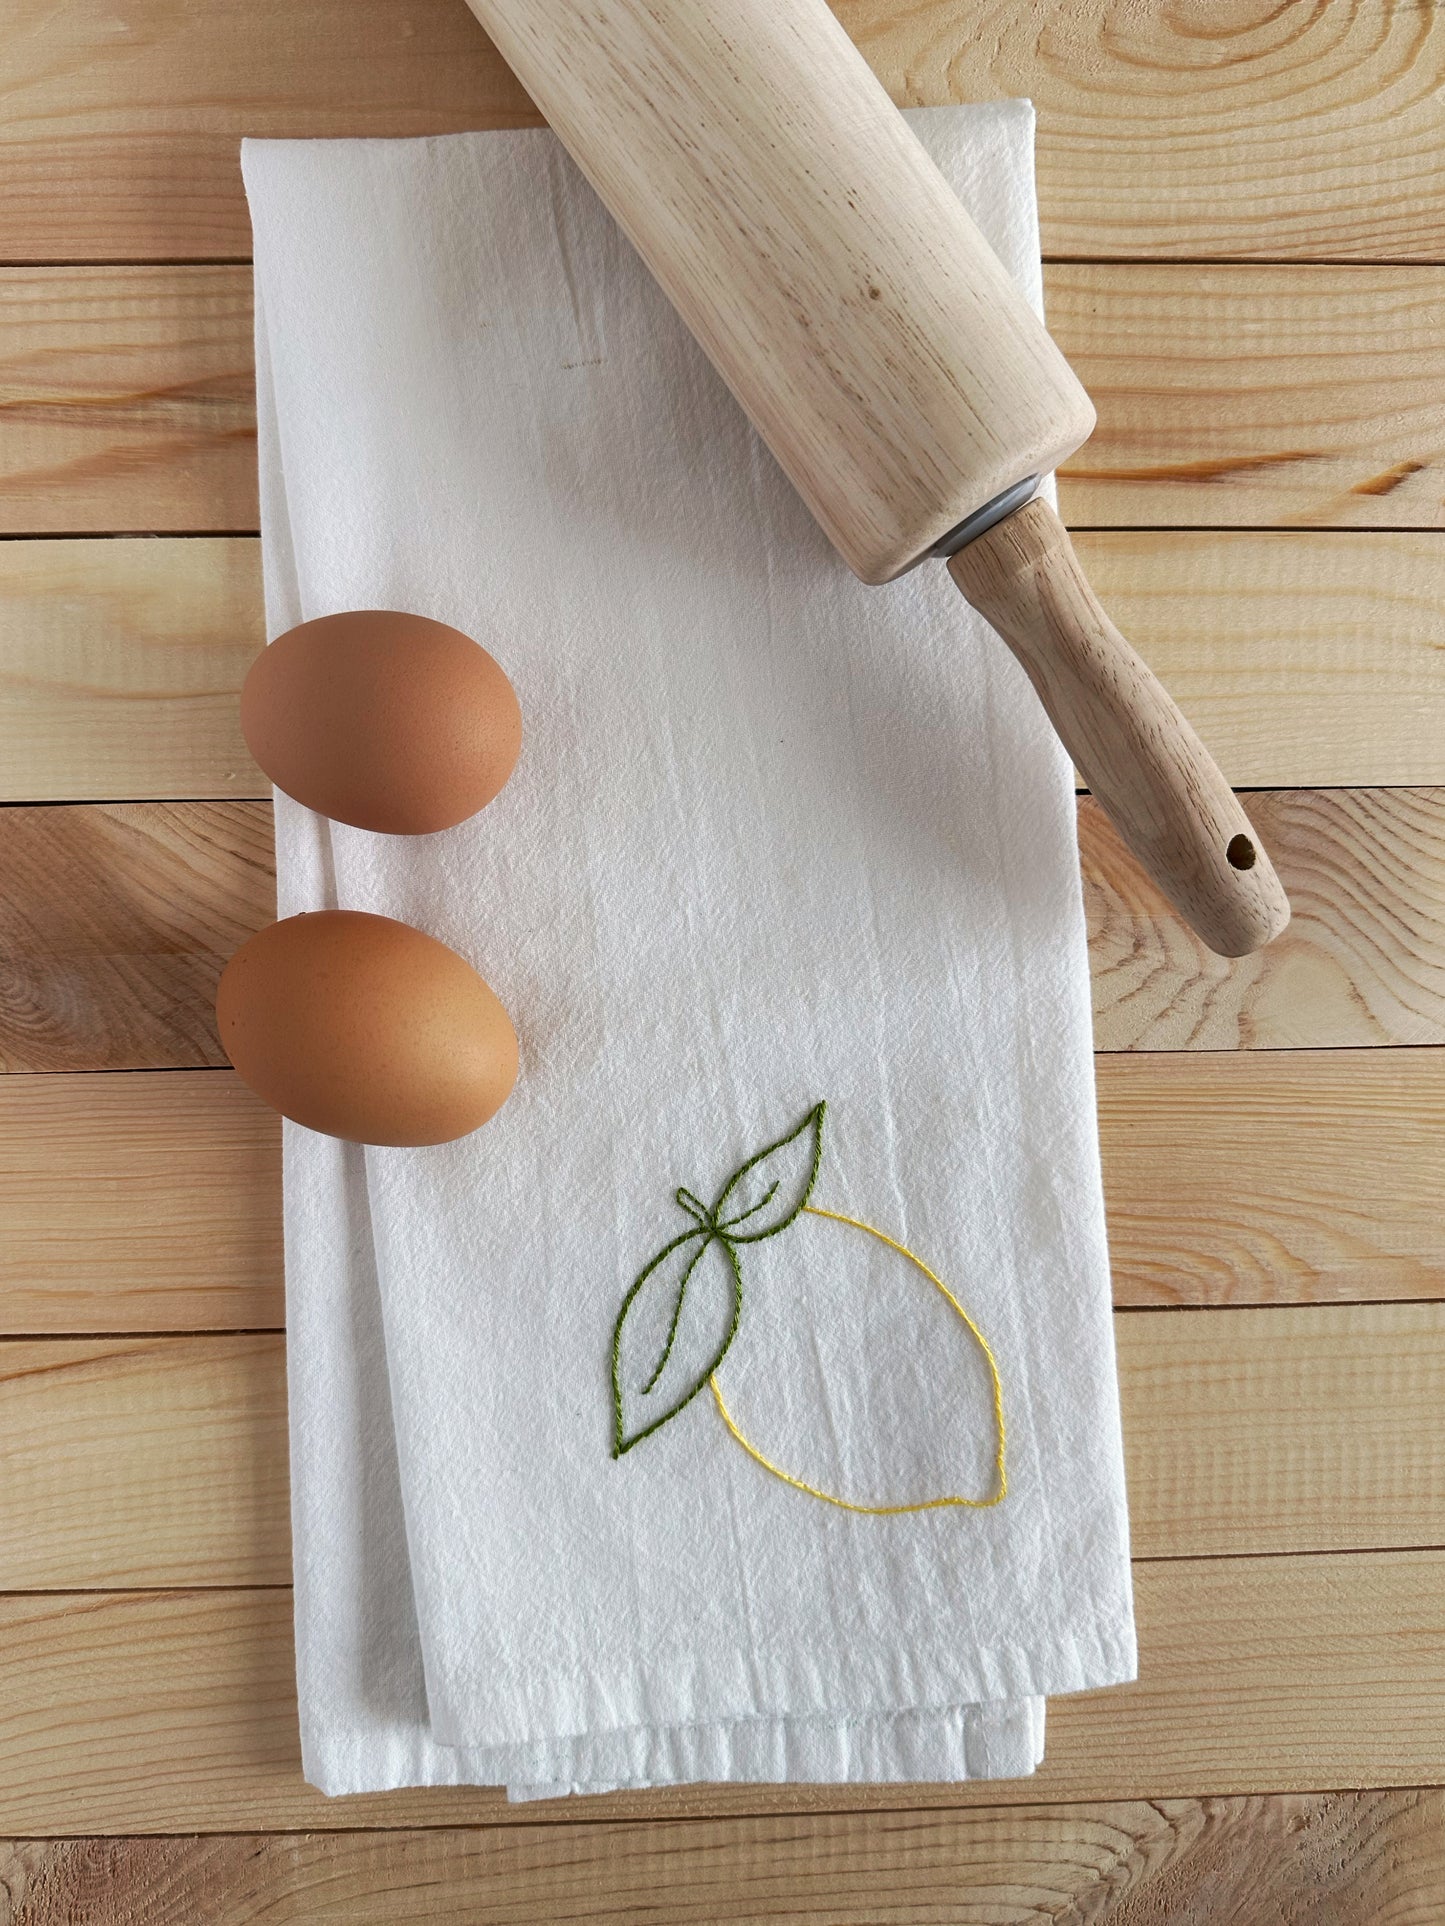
[718,1184,780,1232]
[641,1175,791,1392]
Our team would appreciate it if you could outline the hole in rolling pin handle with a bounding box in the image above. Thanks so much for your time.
[1226,834,1257,871]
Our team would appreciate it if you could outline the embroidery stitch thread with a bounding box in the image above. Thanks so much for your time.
[608,1102,1007,1512]
[610,1103,825,1456]
[709,1204,1007,1513]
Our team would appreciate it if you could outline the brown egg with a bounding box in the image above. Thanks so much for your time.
[216,910,518,1146]
[241,610,522,834]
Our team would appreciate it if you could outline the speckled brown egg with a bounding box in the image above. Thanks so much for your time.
[216,910,518,1145]
[241,610,522,834]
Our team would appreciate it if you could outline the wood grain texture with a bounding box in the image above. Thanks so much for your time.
[3,1302,1439,1586]
[0,1073,280,1335]
[3,790,1440,1073]
[5,0,1445,262]
[0,267,256,534]
[0,1553,1439,1831]
[0,803,273,1071]
[3,0,1439,1903]
[7,534,1441,805]
[1070,532,1445,791]
[0,0,532,263]
[1053,265,1445,531]
[841,0,1445,263]
[1116,1302,1445,1559]
[0,1336,289,1588]
[1099,1050,1445,1307]
[0,539,261,802]
[951,501,1290,958]
[6,266,1444,538]
[1086,787,1445,1050]
[4,1050,1437,1336]
[0,1791,1439,1923]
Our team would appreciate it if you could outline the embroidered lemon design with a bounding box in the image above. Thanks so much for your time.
[609,1102,1006,1512]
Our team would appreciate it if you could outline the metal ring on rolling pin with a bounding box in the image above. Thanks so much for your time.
[929,475,1041,559]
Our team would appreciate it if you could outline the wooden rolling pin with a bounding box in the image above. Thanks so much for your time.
[460,0,1289,956]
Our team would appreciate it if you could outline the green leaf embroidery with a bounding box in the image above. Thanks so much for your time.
[611,1227,743,1456]
[712,1103,825,1242]
[610,1103,826,1458]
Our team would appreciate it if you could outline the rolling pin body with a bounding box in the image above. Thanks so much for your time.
[462,0,1093,584]
[460,0,1289,955]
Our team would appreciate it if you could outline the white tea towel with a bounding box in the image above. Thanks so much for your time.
[244,100,1134,1799]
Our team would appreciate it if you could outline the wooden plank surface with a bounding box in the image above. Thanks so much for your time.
[5,0,1445,262]
[4,790,1441,1072]
[0,803,273,1071]
[0,1073,280,1334]
[0,1552,1439,1832]
[5,0,1443,1906]
[5,265,1443,536]
[7,534,1442,805]
[1084,788,1445,1051]
[1099,1050,1445,1307]
[0,1336,289,1588]
[840,0,1445,263]
[3,1302,1440,1587]
[0,0,529,264]
[1116,1303,1445,1559]
[0,538,261,801]
[1070,533,1445,792]
[1054,266,1445,530]
[1,1791,1439,1924]
[5,1049,1439,1336]
[0,267,256,534]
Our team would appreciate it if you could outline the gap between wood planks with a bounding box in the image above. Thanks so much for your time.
[8,538,1443,798]
[0,1785,1438,1830]
[5,1052,1441,1329]
[5,262,1444,535]
[2,0,1445,1895]
[8,0,1445,260]
[0,1555,1441,1830]
[4,1301,1443,1580]
[6,793,1442,1059]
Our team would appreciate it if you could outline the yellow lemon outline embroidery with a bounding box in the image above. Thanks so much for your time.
[709,1204,1007,1515]
[609,1102,1007,1513]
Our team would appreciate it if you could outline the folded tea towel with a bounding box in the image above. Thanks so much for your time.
[244,99,1134,1800]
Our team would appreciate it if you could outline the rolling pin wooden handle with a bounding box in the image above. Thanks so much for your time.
[947,499,1290,958]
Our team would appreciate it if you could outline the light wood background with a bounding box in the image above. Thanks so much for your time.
[1,0,1442,1919]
